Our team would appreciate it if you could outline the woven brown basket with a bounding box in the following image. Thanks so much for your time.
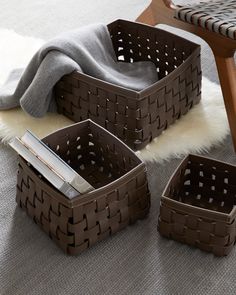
[55,19,202,150]
[158,154,236,256]
[16,119,150,255]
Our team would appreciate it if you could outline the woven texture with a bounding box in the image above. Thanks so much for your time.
[55,19,202,150]
[175,0,236,40]
[158,154,236,256]
[16,120,150,255]
[2,0,236,294]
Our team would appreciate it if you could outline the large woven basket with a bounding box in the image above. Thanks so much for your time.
[16,119,150,255]
[158,154,236,256]
[55,19,202,150]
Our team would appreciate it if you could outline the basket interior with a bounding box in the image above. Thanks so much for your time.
[166,155,236,214]
[42,120,141,189]
[108,20,198,80]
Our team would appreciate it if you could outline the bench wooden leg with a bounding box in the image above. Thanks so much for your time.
[136,4,157,26]
[136,0,176,27]
[214,54,236,150]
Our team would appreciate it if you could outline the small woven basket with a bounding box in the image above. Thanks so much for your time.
[55,19,202,150]
[158,154,236,256]
[16,119,150,255]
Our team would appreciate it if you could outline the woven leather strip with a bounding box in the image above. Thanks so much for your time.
[55,20,201,150]
[158,154,236,256]
[16,120,150,254]
[175,0,236,40]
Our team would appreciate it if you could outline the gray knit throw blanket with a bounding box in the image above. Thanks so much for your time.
[0,24,158,117]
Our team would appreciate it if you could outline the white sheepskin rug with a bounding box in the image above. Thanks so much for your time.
[0,29,229,162]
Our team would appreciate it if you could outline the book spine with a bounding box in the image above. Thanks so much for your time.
[22,131,95,194]
[60,182,80,199]
[10,138,79,199]
[18,138,67,183]
[70,177,94,194]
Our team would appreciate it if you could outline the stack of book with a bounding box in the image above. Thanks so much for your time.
[10,130,94,199]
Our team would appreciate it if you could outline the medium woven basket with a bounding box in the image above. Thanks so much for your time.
[158,154,236,256]
[16,120,150,255]
[55,19,202,150]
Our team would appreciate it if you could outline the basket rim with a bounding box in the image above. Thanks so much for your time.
[43,119,143,164]
[161,196,236,223]
[22,119,145,207]
[110,18,201,53]
[19,156,146,208]
[67,19,201,100]
[162,154,236,223]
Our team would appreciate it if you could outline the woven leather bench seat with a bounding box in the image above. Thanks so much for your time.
[175,0,236,40]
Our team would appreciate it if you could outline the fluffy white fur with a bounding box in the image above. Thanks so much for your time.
[0,29,229,162]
